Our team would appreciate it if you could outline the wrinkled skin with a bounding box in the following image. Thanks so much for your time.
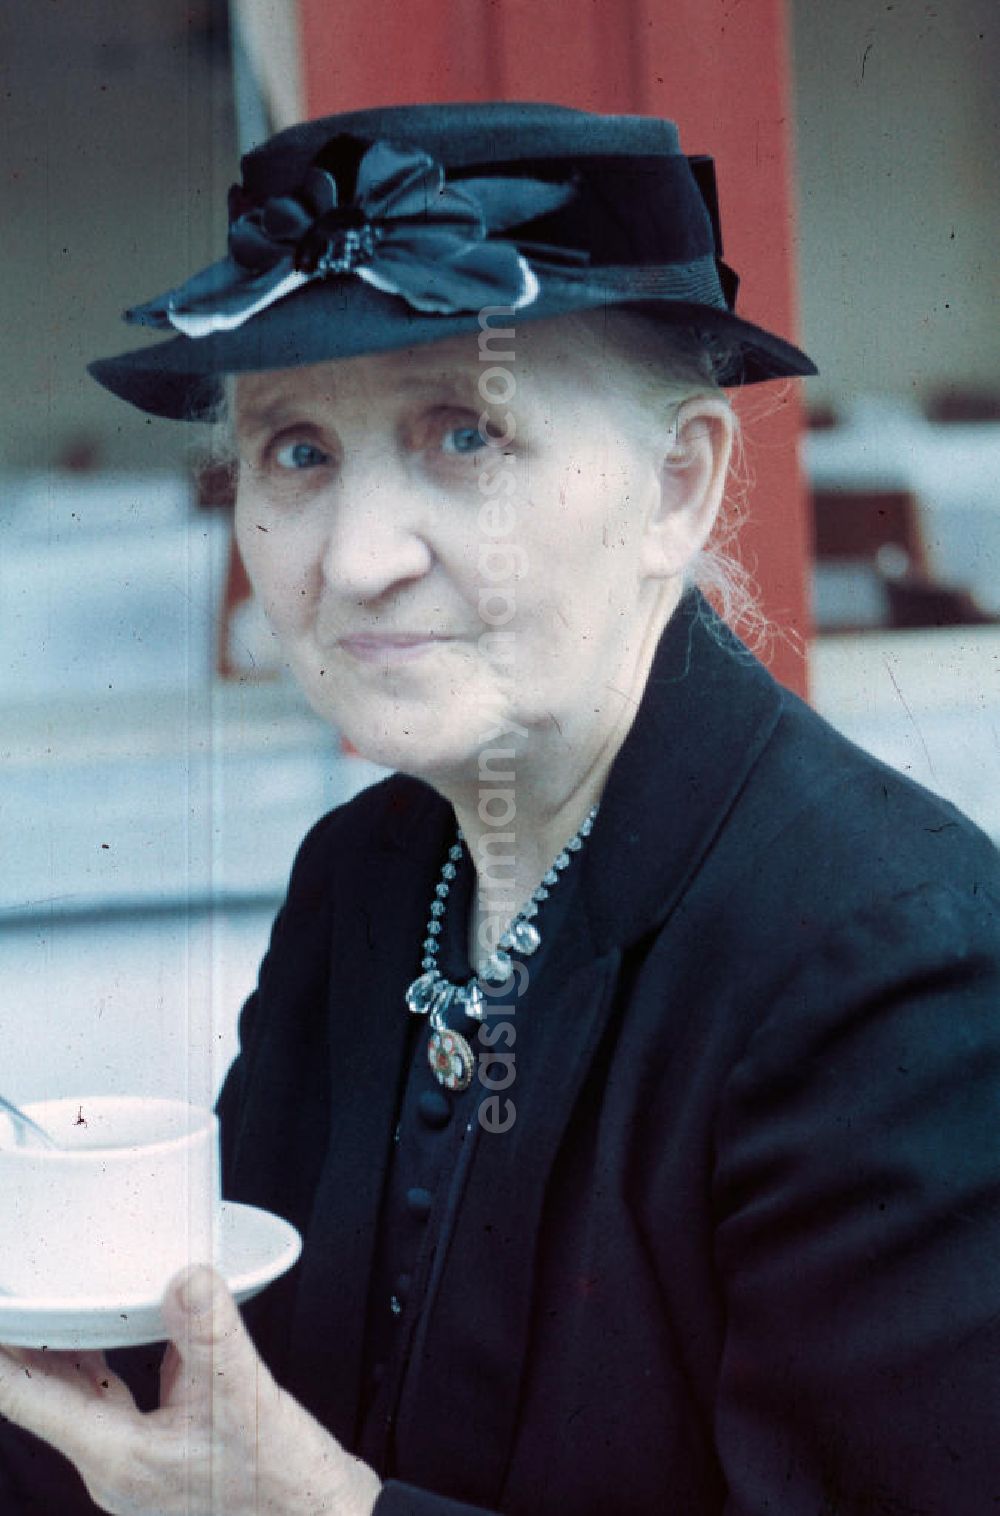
[0,1267,381,1516]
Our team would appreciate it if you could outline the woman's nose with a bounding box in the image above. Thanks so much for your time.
[318,467,435,601]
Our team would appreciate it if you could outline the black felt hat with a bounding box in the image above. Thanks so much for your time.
[88,100,816,420]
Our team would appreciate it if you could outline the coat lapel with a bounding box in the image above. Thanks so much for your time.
[582,591,786,955]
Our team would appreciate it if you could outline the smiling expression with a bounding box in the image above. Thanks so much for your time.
[233,317,682,785]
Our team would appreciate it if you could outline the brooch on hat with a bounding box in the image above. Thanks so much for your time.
[125,136,583,338]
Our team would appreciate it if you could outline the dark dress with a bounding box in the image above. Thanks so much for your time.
[3,590,999,1513]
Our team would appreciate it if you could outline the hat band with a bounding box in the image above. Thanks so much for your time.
[542,255,727,309]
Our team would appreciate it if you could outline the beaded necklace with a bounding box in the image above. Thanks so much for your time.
[404,805,599,1090]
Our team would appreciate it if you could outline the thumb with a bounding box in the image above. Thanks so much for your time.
[160,1265,260,1391]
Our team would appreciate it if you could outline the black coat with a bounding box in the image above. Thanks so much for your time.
[4,593,999,1513]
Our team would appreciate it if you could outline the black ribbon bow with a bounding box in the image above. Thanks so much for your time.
[126,137,582,338]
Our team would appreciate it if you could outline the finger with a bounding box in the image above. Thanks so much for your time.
[0,1345,34,1368]
[3,1347,109,1388]
[159,1266,267,1406]
[0,1346,131,1405]
[158,1340,182,1404]
[35,1352,136,1418]
[0,1343,138,1465]
[62,1350,109,1385]
[69,1352,136,1409]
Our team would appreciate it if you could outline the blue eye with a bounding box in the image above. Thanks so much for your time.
[274,439,330,470]
[442,424,489,457]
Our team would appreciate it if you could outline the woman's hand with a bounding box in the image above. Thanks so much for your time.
[0,1266,383,1516]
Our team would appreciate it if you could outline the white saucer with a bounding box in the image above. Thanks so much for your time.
[0,1202,302,1351]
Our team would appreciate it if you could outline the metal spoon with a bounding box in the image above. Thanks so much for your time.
[0,1093,58,1150]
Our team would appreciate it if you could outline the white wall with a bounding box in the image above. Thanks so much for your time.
[790,0,1000,410]
[0,1,236,473]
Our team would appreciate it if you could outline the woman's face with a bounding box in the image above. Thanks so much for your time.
[233,318,688,782]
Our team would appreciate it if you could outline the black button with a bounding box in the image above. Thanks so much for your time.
[418,1089,452,1128]
[406,1185,433,1220]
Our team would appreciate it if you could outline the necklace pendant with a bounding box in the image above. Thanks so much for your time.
[405,970,440,1016]
[429,981,457,1031]
[407,802,599,1057]
[428,1026,475,1091]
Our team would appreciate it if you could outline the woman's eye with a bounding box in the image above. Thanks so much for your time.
[272,439,331,471]
[440,423,489,458]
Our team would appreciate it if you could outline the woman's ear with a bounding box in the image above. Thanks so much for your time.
[639,395,734,581]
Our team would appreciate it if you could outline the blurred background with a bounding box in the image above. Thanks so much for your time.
[2,0,997,1103]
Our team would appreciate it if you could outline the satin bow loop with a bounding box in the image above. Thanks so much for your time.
[125,138,581,338]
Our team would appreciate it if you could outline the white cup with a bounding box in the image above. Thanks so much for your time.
[0,1096,220,1299]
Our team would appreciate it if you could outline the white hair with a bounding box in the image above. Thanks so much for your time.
[548,306,769,654]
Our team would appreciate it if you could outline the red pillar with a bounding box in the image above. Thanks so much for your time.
[629,0,812,693]
[297,0,812,694]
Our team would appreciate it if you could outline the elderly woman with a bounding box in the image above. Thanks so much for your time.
[1,102,998,1516]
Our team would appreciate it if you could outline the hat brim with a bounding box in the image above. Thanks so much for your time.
[88,272,816,422]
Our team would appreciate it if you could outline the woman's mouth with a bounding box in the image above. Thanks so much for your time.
[337,633,456,664]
